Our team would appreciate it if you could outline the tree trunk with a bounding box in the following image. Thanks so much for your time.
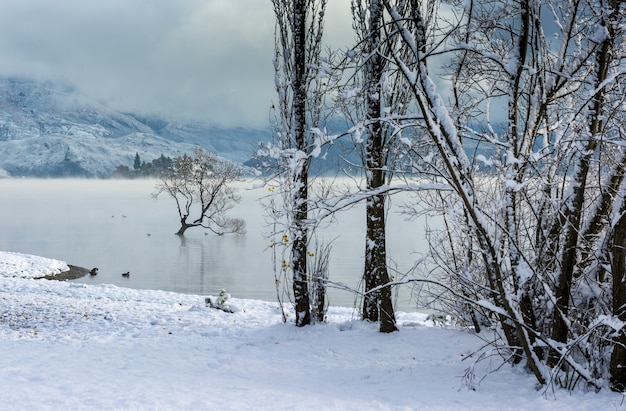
[312,273,326,323]
[361,0,397,333]
[292,168,311,326]
[176,219,191,236]
[363,193,397,333]
[611,209,626,391]
[550,8,614,359]
[291,0,311,327]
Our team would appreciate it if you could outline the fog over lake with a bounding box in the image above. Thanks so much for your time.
[0,179,432,312]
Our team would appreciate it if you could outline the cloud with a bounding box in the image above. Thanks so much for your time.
[0,0,358,128]
[0,0,277,127]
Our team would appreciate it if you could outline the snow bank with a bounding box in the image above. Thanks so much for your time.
[0,251,69,278]
[0,251,622,410]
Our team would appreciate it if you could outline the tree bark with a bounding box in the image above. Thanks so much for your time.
[291,0,311,327]
[550,6,614,357]
[611,209,626,391]
[363,192,397,333]
[176,216,193,236]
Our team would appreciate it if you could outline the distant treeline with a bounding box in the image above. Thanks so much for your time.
[110,152,174,178]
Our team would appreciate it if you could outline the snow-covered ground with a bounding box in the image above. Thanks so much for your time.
[0,251,623,410]
[0,251,69,279]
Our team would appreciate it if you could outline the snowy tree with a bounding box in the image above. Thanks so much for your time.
[547,0,626,358]
[340,0,423,332]
[153,147,246,236]
[382,0,626,388]
[133,152,141,171]
[264,0,330,326]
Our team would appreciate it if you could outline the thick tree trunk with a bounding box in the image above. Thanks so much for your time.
[176,219,191,236]
[291,0,311,327]
[292,168,311,326]
[361,0,397,333]
[363,193,397,333]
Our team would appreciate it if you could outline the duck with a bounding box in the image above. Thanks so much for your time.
[89,267,99,276]
[122,271,130,277]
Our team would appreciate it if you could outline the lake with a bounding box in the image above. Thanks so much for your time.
[0,178,432,312]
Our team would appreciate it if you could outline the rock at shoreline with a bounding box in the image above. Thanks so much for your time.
[35,265,90,281]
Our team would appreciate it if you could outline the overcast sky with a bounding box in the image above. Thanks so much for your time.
[0,0,353,128]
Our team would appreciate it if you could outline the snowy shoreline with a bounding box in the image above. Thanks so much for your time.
[0,251,70,279]
[0,251,91,281]
[1,251,623,410]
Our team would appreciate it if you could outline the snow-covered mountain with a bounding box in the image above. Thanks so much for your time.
[0,77,269,177]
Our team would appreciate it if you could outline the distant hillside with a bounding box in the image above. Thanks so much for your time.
[0,77,498,179]
[0,77,269,177]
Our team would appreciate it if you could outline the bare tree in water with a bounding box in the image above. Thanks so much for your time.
[154,147,246,236]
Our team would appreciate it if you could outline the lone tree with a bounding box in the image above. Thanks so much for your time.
[154,147,246,236]
[133,152,141,171]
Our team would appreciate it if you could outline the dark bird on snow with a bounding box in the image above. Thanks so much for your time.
[89,268,99,276]
[122,271,130,277]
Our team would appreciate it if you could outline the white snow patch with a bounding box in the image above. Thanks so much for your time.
[0,251,68,278]
[504,179,527,192]
[475,154,494,167]
[590,24,610,44]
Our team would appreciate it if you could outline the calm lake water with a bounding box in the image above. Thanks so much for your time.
[0,178,432,312]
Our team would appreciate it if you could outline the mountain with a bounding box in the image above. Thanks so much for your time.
[3,77,467,179]
[0,77,269,177]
